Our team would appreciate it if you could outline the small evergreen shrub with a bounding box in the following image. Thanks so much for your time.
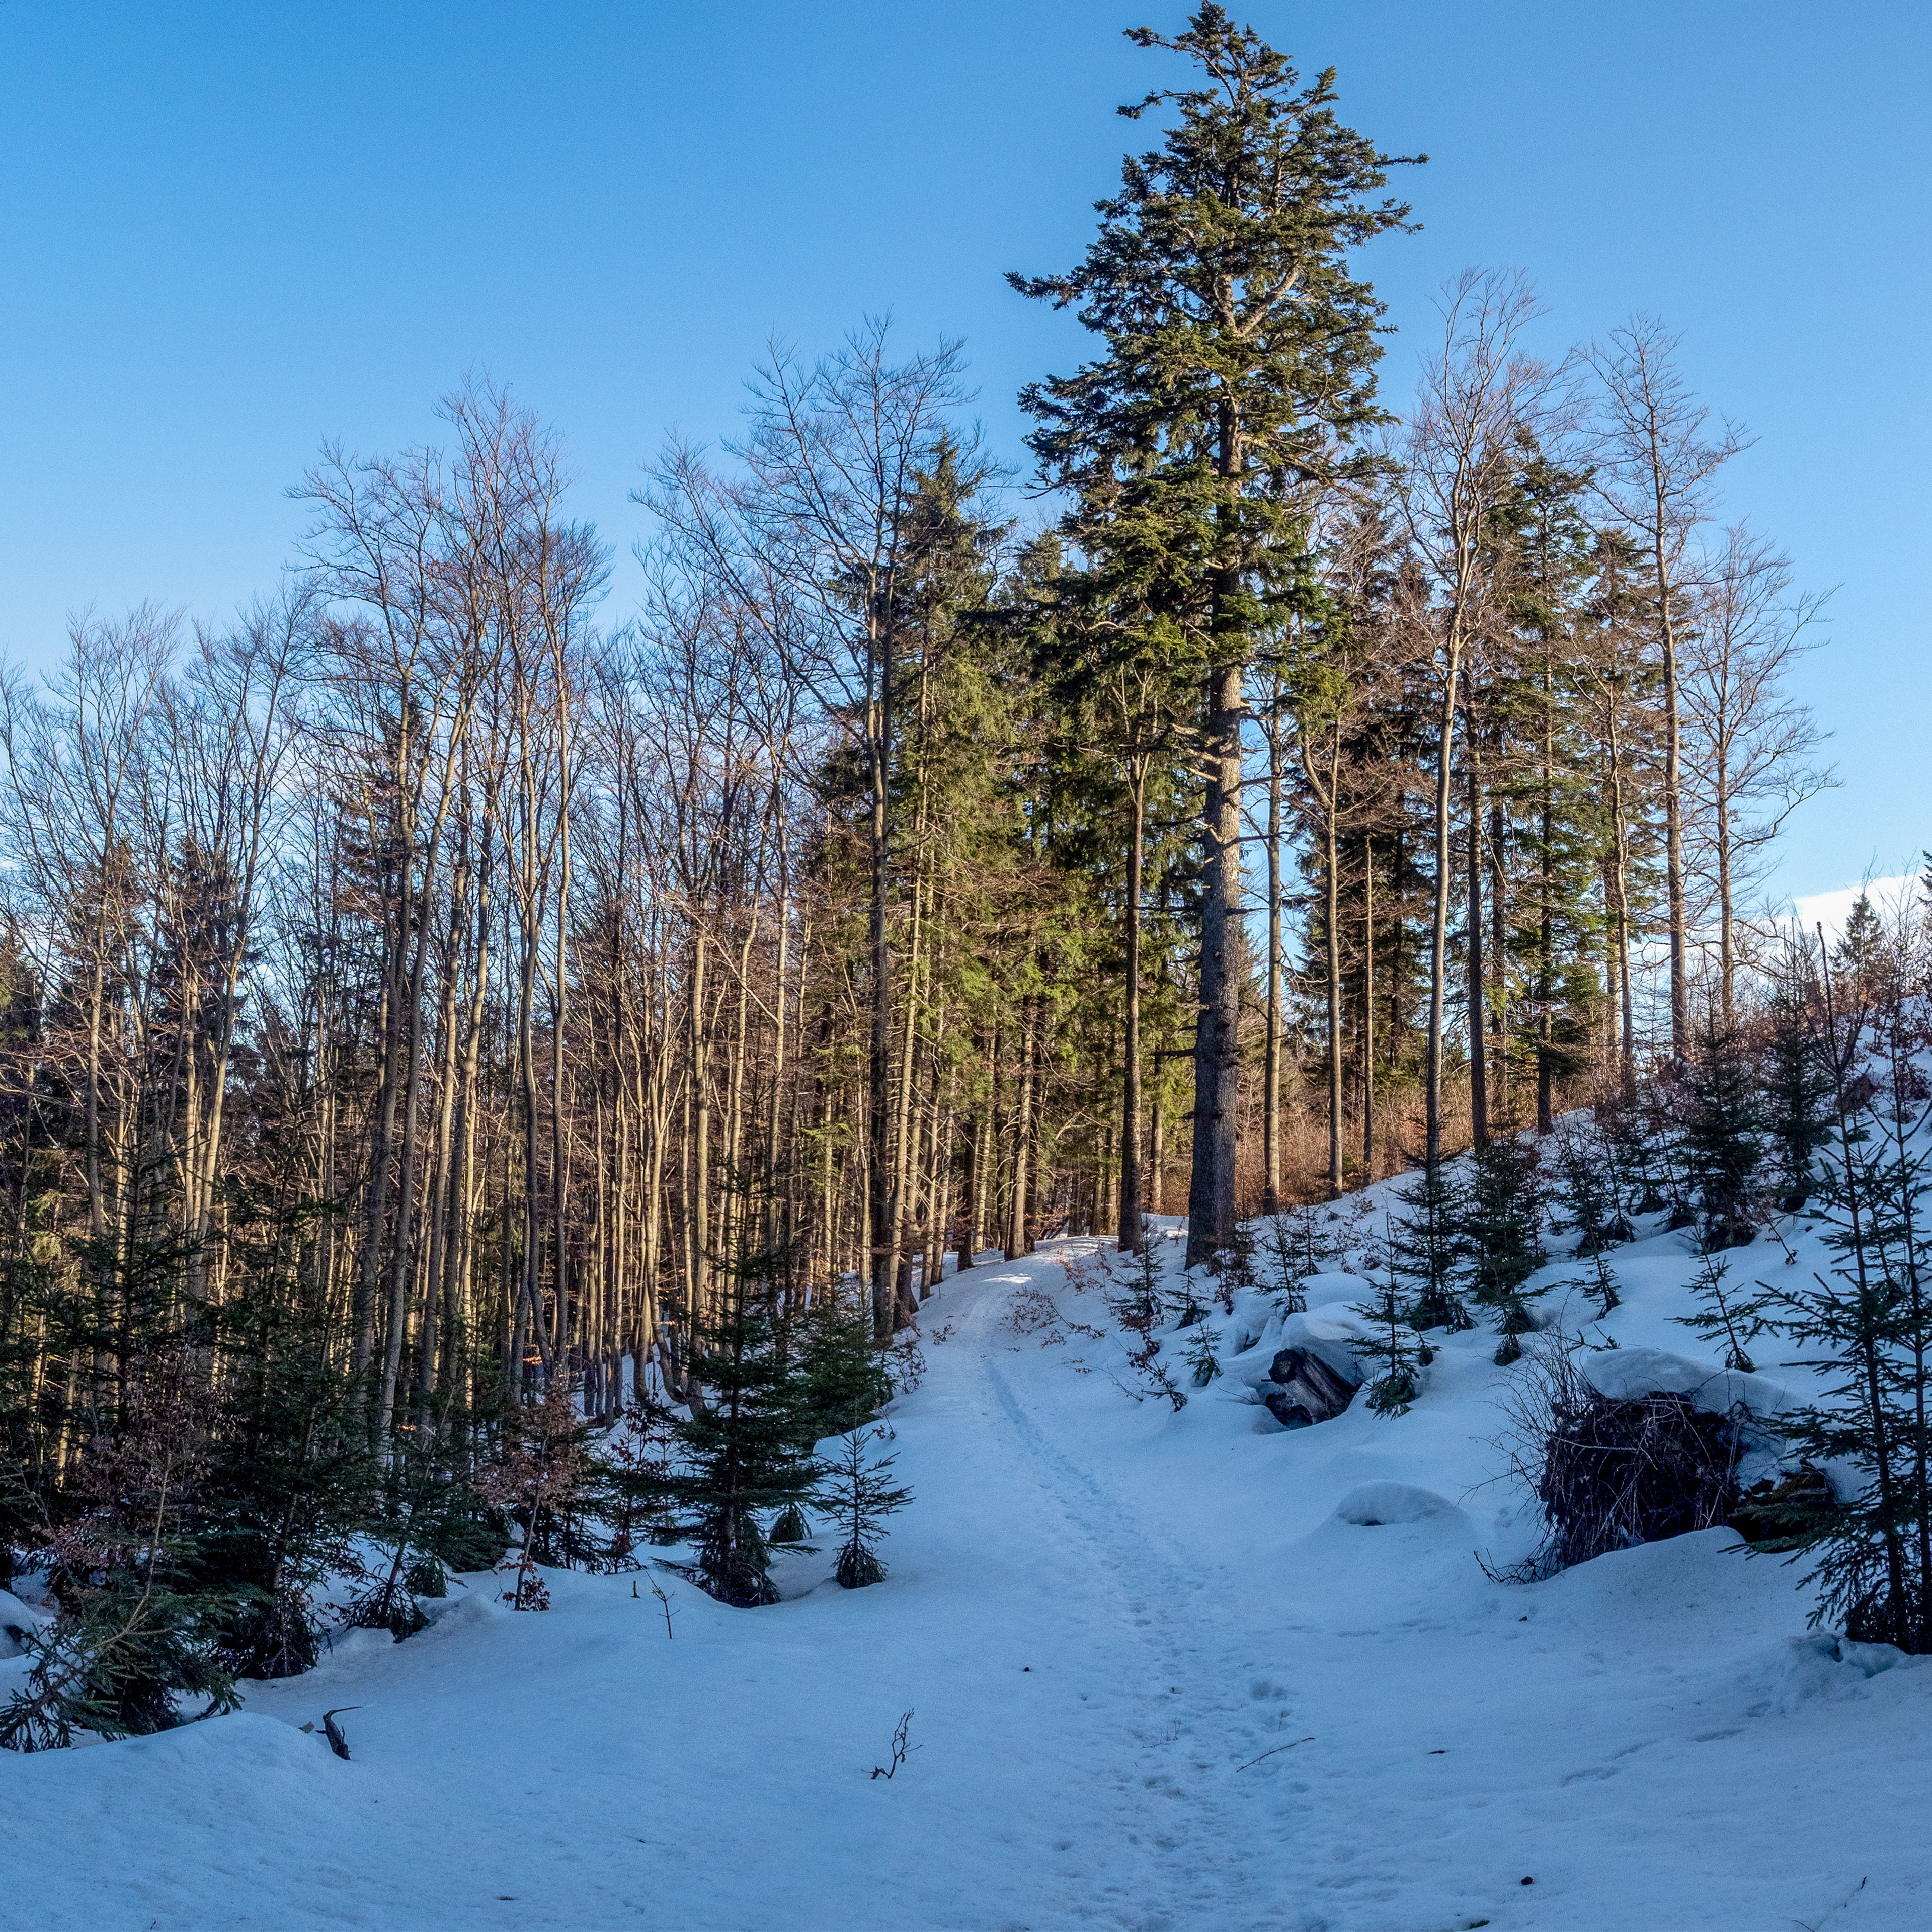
[1386,1162,1471,1333]
[1183,1325,1222,1388]
[1351,1270,1425,1417]
[819,1425,911,1590]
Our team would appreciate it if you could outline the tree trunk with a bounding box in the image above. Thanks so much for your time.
[1118,766,1147,1252]
[1262,703,1284,1216]
[1006,1004,1036,1261]
[1425,648,1463,1168]
[1362,835,1375,1175]
[866,654,895,1339]
[1324,750,1343,1200]
[1467,754,1489,1153]
[1186,661,1243,1265]
[1656,545,1689,1063]
[1537,656,1556,1136]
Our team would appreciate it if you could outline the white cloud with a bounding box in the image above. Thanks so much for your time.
[1788,873,1917,940]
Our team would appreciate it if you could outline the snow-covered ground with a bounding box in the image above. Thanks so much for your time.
[5,1192,1930,1931]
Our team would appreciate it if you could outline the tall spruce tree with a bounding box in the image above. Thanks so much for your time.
[1012,6,1417,1263]
[1488,443,1604,1134]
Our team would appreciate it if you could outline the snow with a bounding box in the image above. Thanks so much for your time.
[1576,1343,1793,1421]
[5,1191,1931,1929]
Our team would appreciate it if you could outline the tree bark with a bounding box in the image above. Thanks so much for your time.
[1118,765,1147,1252]
[1186,660,1244,1265]
[1467,753,1489,1153]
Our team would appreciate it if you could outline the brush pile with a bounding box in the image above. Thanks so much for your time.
[1539,1389,1743,1567]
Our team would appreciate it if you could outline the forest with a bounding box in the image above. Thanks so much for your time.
[1,5,1883,1757]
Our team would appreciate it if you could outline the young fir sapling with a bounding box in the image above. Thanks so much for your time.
[1763,960,1834,1213]
[1166,1265,1210,1329]
[649,1262,822,1609]
[769,1503,812,1545]
[1632,1078,1696,1229]
[1258,1213,1311,1313]
[1387,1160,1471,1333]
[1109,1235,1165,1333]
[1766,934,1932,1649]
[1284,1206,1339,1280]
[0,1358,240,1750]
[1183,1324,1223,1387]
[1682,1016,1767,1249]
[1678,1248,1773,1373]
[820,1424,912,1589]
[1459,1137,1548,1363]
[1551,1120,1632,1255]
[1352,1250,1426,1417]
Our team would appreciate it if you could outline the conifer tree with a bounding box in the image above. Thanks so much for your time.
[789,1284,893,1448]
[1012,5,1417,1263]
[1106,1229,1170,1333]
[1459,1138,1547,1361]
[1352,1265,1425,1416]
[1183,1323,1223,1387]
[1550,1118,1631,1257]
[820,1424,912,1590]
[657,1270,820,1609]
[1165,1265,1210,1330]
[1461,1138,1545,1305]
[1258,1212,1319,1313]
[1681,1014,1765,1248]
[1768,943,1932,1649]
[1678,1248,1771,1373]
[1834,892,1886,986]
[1489,444,1603,1134]
[769,1502,811,1547]
[1,1356,239,1749]
[182,1201,373,1677]
[1387,1163,1471,1332]
[1763,961,1832,1212]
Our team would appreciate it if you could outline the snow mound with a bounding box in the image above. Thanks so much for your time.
[1580,1344,1792,1420]
[1286,1303,1379,1350]
[1749,1632,1919,1714]
[1332,1481,1461,1527]
[1298,1271,1374,1308]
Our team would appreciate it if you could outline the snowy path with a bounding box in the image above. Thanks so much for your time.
[7,1233,1932,1930]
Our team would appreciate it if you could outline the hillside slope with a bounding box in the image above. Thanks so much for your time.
[4,1197,1929,1932]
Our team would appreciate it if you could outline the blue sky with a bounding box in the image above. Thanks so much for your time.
[1,2,1925,900]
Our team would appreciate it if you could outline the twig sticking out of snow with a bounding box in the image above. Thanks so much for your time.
[870,1708,917,1779]
[648,1576,678,1639]
[1235,1735,1314,1772]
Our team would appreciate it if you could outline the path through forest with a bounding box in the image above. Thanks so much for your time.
[7,1230,1931,1931]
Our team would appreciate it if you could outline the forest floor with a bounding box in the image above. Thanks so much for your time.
[6,1202,1932,1930]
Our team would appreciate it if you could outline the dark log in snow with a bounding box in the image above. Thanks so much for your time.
[1263,1347,1360,1429]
